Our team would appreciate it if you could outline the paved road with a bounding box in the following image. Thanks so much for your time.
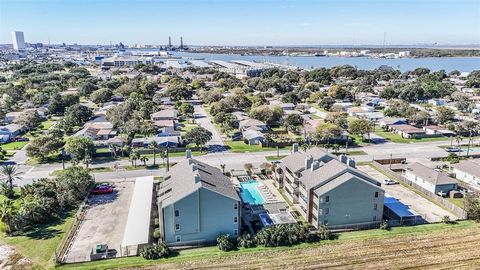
[193,105,227,152]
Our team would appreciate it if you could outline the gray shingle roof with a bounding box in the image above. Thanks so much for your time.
[453,160,480,178]
[409,162,458,186]
[280,148,334,174]
[158,158,240,207]
[313,172,381,196]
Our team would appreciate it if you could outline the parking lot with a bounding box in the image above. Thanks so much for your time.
[64,181,134,263]
[357,165,457,223]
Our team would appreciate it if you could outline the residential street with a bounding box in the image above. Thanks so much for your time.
[193,104,226,152]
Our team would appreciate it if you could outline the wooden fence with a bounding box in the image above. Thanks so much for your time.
[371,161,467,219]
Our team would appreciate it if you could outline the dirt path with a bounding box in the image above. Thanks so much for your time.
[130,226,480,270]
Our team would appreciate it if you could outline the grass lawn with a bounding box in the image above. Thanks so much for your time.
[40,120,55,131]
[265,155,288,161]
[58,221,479,270]
[447,197,465,209]
[0,141,29,151]
[226,141,284,153]
[373,127,466,144]
[0,214,75,269]
[89,167,114,173]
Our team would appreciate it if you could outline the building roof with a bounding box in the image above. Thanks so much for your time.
[453,160,480,178]
[280,147,333,174]
[408,162,458,186]
[313,172,380,196]
[239,118,267,129]
[158,158,240,207]
[121,176,153,247]
[243,129,265,140]
[390,124,425,134]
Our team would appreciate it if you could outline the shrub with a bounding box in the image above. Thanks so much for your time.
[140,243,171,260]
[442,215,453,224]
[379,220,389,230]
[154,218,160,226]
[217,234,235,251]
[237,233,256,248]
[317,225,332,240]
[254,224,310,247]
[153,228,161,239]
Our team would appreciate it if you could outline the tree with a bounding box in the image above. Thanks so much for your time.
[319,97,335,111]
[237,233,256,248]
[130,150,140,167]
[62,104,93,129]
[349,119,372,142]
[0,165,20,199]
[436,106,455,125]
[64,137,95,164]
[464,192,480,221]
[283,114,304,133]
[90,88,113,104]
[15,110,42,131]
[149,141,159,166]
[0,198,17,235]
[140,243,172,259]
[185,127,212,150]
[316,123,342,144]
[140,156,149,166]
[26,135,64,161]
[179,103,194,118]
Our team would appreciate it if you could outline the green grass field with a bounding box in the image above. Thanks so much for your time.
[0,141,29,151]
[58,221,479,270]
[265,155,288,161]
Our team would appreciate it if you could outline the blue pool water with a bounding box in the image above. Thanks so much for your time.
[239,180,265,205]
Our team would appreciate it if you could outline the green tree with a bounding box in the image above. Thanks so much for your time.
[15,110,42,132]
[149,141,159,166]
[64,137,95,164]
[0,198,17,235]
[179,103,194,118]
[316,122,342,144]
[436,106,455,125]
[90,87,113,104]
[26,135,64,161]
[349,119,372,142]
[130,150,140,167]
[0,165,20,199]
[185,127,213,150]
[140,156,149,166]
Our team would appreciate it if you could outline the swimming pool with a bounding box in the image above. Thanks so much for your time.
[239,180,265,205]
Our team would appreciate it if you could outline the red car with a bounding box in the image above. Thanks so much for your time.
[91,185,113,194]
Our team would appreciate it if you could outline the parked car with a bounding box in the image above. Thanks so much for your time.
[383,179,398,185]
[445,147,461,152]
[91,185,113,194]
[437,191,447,197]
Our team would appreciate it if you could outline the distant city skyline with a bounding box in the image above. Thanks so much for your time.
[1,0,479,46]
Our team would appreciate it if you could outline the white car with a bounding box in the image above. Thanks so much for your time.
[383,179,398,185]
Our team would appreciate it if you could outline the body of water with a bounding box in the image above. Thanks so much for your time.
[171,51,480,72]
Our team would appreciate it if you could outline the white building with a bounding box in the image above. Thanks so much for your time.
[398,51,411,57]
[11,31,25,51]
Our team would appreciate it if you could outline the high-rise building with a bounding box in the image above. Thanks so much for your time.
[168,36,172,48]
[11,31,25,51]
[180,36,184,49]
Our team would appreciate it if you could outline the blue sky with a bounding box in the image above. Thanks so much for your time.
[1,0,479,46]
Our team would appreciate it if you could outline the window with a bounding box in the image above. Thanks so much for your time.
[374,203,378,210]
[174,210,179,217]
[373,216,377,221]
[234,229,238,236]
[175,223,180,231]
[325,195,330,203]
[324,208,329,215]
[234,203,238,210]
[374,191,379,198]
[323,220,328,225]
[234,216,238,223]
[176,235,181,242]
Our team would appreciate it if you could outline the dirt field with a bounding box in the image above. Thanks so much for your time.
[131,226,480,270]
[64,181,134,263]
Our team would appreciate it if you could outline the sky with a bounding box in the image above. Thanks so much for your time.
[1,0,479,46]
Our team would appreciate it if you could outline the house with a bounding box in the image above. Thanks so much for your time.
[242,129,265,145]
[389,124,426,138]
[239,118,268,132]
[428,99,447,106]
[404,162,458,194]
[76,116,117,140]
[303,119,351,143]
[157,127,181,137]
[0,124,23,142]
[151,109,178,121]
[379,117,407,128]
[274,146,384,228]
[452,160,480,187]
[131,136,180,148]
[356,112,384,122]
[347,106,374,117]
[423,125,455,137]
[4,112,22,123]
[157,152,241,245]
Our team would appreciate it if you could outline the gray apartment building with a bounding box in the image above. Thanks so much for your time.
[275,147,384,228]
[157,153,241,246]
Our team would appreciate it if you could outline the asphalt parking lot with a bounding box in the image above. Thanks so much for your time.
[64,181,134,263]
[357,165,457,223]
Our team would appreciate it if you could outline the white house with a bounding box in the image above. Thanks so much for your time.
[452,160,480,187]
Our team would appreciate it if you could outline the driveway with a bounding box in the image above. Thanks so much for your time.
[357,165,458,222]
[64,181,134,263]
[193,105,227,152]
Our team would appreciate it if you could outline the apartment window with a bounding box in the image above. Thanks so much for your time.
[174,210,179,217]
[234,216,238,223]
[324,208,329,215]
[323,220,328,225]
[319,209,323,215]
[374,191,379,198]
[234,229,238,236]
[176,235,181,242]
[175,223,180,231]
[234,203,238,210]
[373,216,377,222]
[374,203,378,211]
[325,195,330,203]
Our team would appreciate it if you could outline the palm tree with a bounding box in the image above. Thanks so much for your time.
[130,150,140,167]
[140,156,149,167]
[0,198,16,235]
[0,165,20,199]
[220,164,226,175]
[149,141,159,166]
[84,155,92,169]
